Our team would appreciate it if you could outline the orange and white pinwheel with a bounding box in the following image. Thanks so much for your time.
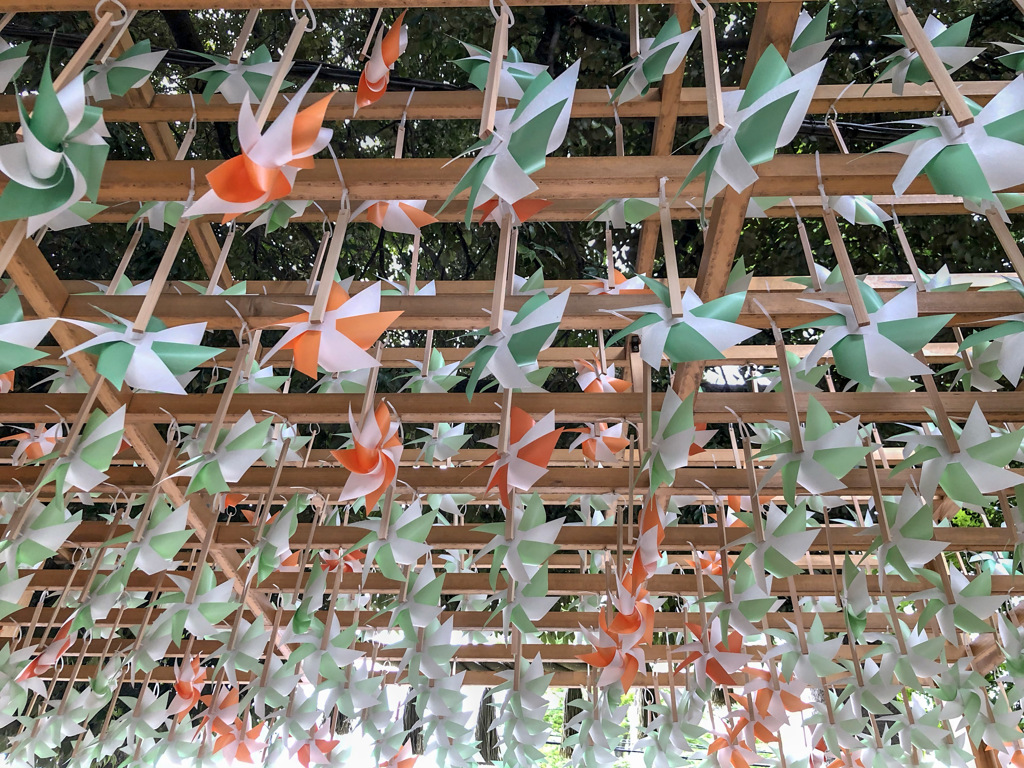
[262,281,403,380]
[17,620,73,682]
[187,73,334,223]
[574,359,630,394]
[293,724,339,767]
[623,495,666,594]
[707,723,759,768]
[584,268,652,295]
[356,11,407,113]
[332,403,403,513]
[0,370,13,393]
[480,407,563,509]
[476,198,552,226]
[678,621,750,689]
[683,550,735,577]
[569,422,629,464]
[353,199,438,236]
[212,718,268,764]
[825,749,867,768]
[381,742,418,768]
[321,548,365,573]
[4,422,62,465]
[578,580,655,692]
[738,668,809,735]
[199,685,240,737]
[169,654,207,722]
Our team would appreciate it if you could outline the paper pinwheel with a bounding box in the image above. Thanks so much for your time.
[583,267,651,295]
[878,75,1024,207]
[569,422,629,464]
[681,45,825,200]
[750,396,871,503]
[332,403,403,513]
[409,422,470,466]
[192,45,283,103]
[578,580,655,691]
[636,687,706,768]
[480,407,562,509]
[357,11,407,112]
[63,313,219,394]
[352,199,438,235]
[564,691,628,768]
[187,73,333,222]
[242,493,301,583]
[38,406,125,494]
[119,496,194,575]
[401,349,464,394]
[444,60,579,225]
[476,198,552,227]
[590,197,659,229]
[262,281,402,380]
[767,616,847,686]
[171,411,273,495]
[0,38,28,93]
[890,402,1024,507]
[0,289,56,374]
[490,655,553,767]
[574,359,630,393]
[612,15,699,105]
[734,501,819,578]
[168,655,206,722]
[916,568,1007,643]
[83,41,166,101]
[996,35,1024,72]
[0,497,80,572]
[490,563,560,635]
[353,497,433,581]
[863,487,947,582]
[794,284,953,391]
[622,495,669,593]
[606,277,758,369]
[0,63,109,235]
[385,562,445,628]
[161,564,238,641]
[247,199,310,233]
[463,289,569,397]
[456,43,547,101]
[830,195,891,228]
[474,492,563,586]
[678,619,751,692]
[787,6,833,74]
[642,388,715,489]
[874,14,984,95]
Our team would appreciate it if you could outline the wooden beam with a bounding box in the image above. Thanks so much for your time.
[1,0,804,12]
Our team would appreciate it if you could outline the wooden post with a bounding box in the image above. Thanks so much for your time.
[697,1,725,135]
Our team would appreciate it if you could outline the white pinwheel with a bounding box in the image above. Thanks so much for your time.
[612,15,699,105]
[874,14,984,96]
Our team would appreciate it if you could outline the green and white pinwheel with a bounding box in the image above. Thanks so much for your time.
[444,60,579,225]
[916,568,1006,643]
[590,197,659,229]
[996,35,1024,72]
[874,14,984,95]
[635,687,705,768]
[410,422,471,465]
[606,276,757,369]
[39,406,125,495]
[878,75,1024,209]
[954,282,1024,388]
[787,6,833,74]
[0,63,109,235]
[352,497,434,582]
[890,402,1024,507]
[83,40,166,101]
[191,45,285,103]
[564,691,629,768]
[751,396,871,503]
[491,654,553,768]
[171,411,273,495]
[117,495,194,576]
[455,43,547,100]
[127,200,186,232]
[735,501,819,578]
[681,45,824,200]
[490,565,559,635]
[385,563,445,628]
[0,38,28,93]
[159,564,238,642]
[863,486,947,582]
[0,289,56,374]
[474,492,563,587]
[240,493,302,584]
[63,312,221,395]
[794,283,954,391]
[829,194,891,227]
[247,199,311,233]
[611,15,698,105]
[463,288,569,397]
[401,348,464,393]
[0,498,80,571]
[641,388,714,489]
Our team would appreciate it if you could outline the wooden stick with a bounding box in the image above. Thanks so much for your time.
[204,224,236,295]
[52,12,115,93]
[697,2,725,135]
[915,351,960,454]
[659,178,683,317]
[309,196,351,325]
[107,226,144,296]
[0,219,28,278]
[628,4,640,59]
[253,15,309,132]
[202,339,255,455]
[893,215,927,291]
[359,8,385,60]
[490,213,515,332]
[359,343,385,426]
[230,9,261,64]
[891,2,973,128]
[478,3,509,139]
[132,220,190,334]
[826,117,849,155]
[822,207,870,327]
[771,324,803,454]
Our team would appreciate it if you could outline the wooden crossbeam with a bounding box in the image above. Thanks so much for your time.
[19,154,992,204]
[0,82,1004,125]
[19,287,1021,329]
